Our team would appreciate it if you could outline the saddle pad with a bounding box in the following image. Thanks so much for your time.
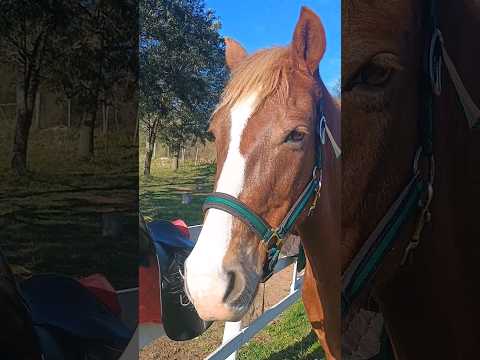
[79,273,122,317]
[139,254,162,325]
[147,219,194,250]
[19,274,133,349]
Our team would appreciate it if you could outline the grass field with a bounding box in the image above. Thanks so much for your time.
[1,124,138,289]
[239,301,324,360]
[140,162,215,225]
[140,159,324,359]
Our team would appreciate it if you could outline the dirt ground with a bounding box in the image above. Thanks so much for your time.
[140,237,301,360]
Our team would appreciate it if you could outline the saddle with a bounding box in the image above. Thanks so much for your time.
[0,250,133,360]
[139,215,212,341]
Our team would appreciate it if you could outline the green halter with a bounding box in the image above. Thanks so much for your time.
[203,101,329,281]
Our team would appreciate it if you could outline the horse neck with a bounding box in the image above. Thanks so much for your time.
[300,82,340,279]
[420,1,480,346]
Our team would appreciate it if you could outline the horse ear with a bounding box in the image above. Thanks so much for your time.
[224,37,248,71]
[291,6,326,75]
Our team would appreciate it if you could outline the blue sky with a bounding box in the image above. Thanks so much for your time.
[205,0,340,93]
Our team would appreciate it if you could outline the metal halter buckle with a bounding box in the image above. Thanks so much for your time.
[401,147,435,266]
[308,167,322,216]
[266,228,283,248]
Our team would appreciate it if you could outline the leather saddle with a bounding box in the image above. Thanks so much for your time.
[139,215,212,341]
[0,250,132,360]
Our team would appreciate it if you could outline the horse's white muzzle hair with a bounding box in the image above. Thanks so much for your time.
[184,210,247,321]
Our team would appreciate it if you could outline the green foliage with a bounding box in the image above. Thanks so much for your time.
[49,0,138,112]
[140,0,227,156]
[0,0,72,74]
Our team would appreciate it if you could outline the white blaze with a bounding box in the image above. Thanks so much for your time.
[185,93,258,303]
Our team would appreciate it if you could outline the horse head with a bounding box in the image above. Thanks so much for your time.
[184,7,330,321]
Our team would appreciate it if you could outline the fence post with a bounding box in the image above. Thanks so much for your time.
[34,91,41,129]
[222,321,242,360]
[67,99,71,127]
[290,259,299,294]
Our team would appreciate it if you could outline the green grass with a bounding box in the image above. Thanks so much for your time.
[140,162,215,225]
[239,301,325,360]
[1,123,138,289]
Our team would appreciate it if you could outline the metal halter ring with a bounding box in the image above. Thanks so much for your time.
[319,114,327,145]
[413,147,435,185]
[429,28,444,96]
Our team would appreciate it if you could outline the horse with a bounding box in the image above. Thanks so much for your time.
[342,0,480,358]
[183,7,341,359]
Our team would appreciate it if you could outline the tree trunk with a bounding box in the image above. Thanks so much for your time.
[143,128,156,176]
[78,110,96,159]
[174,151,180,171]
[195,146,199,166]
[133,112,139,144]
[33,91,41,130]
[114,107,120,131]
[11,65,38,176]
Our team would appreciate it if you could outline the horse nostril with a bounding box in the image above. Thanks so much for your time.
[222,268,246,304]
[223,271,236,303]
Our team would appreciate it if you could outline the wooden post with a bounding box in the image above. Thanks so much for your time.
[67,99,71,128]
[114,107,120,131]
[102,103,107,134]
[105,105,110,133]
[34,91,40,129]
[195,146,199,166]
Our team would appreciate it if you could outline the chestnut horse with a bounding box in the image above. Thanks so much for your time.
[184,7,341,359]
[343,0,480,358]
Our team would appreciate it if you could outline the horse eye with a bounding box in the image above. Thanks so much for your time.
[358,62,392,87]
[285,130,305,143]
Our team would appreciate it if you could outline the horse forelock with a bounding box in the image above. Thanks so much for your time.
[214,47,292,120]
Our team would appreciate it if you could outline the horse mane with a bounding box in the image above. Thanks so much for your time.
[214,47,291,116]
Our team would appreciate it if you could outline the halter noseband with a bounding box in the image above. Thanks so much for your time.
[202,99,339,281]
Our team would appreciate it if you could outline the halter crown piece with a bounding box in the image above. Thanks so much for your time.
[202,98,340,281]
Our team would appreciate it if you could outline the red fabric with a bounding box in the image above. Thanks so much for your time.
[139,254,162,324]
[171,219,190,238]
[78,273,121,316]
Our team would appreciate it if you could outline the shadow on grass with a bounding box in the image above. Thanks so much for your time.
[266,331,325,360]
[140,163,215,225]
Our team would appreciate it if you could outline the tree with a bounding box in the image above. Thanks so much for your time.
[140,0,226,174]
[49,0,138,159]
[0,0,73,175]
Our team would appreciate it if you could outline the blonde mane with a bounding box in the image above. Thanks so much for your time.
[214,46,291,116]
